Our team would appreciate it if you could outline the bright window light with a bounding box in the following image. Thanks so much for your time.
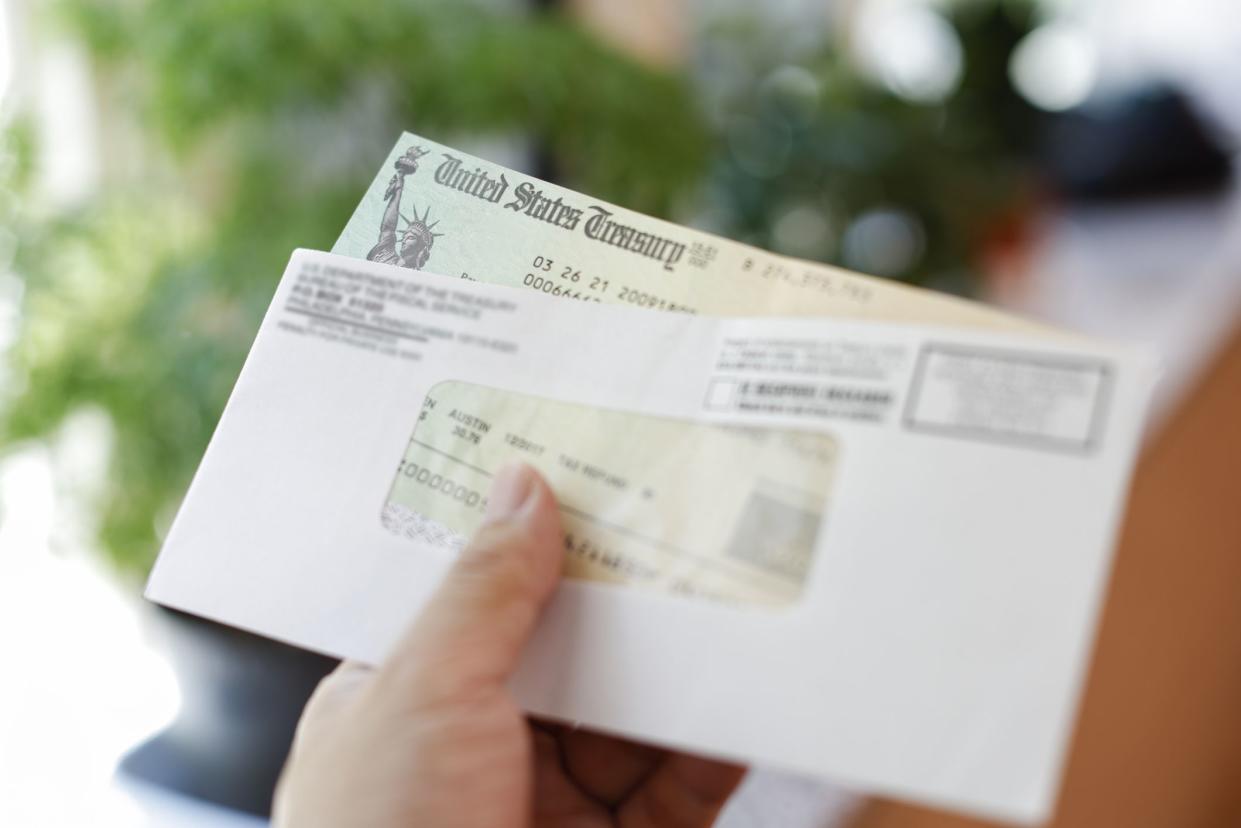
[1009,23,1098,112]
[853,1,964,104]
[0,0,12,105]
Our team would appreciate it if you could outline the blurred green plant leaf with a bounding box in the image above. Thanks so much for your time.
[3,0,708,583]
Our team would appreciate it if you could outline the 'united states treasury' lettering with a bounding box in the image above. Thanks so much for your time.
[434,154,509,204]
[504,181,583,231]
[583,206,686,272]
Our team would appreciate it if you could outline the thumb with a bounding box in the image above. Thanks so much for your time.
[380,463,565,705]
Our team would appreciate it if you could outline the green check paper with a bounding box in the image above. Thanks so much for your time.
[333,133,1044,606]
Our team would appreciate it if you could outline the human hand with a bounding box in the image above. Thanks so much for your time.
[273,463,745,827]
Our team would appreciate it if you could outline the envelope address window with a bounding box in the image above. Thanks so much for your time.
[381,381,838,607]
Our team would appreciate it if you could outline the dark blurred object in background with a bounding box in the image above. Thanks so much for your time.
[120,609,337,817]
[1042,87,1235,202]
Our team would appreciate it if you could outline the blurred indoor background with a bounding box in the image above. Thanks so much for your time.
[1,1,1239,826]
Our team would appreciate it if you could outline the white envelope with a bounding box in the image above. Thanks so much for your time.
[147,249,1155,824]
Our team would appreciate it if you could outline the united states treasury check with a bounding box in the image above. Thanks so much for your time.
[335,133,1057,604]
[335,132,1047,330]
[148,251,1154,824]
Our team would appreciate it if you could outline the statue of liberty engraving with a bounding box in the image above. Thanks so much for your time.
[367,145,443,269]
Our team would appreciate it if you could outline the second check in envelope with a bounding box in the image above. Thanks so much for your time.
[148,249,1155,825]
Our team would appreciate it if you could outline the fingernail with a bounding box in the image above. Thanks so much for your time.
[484,463,537,524]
